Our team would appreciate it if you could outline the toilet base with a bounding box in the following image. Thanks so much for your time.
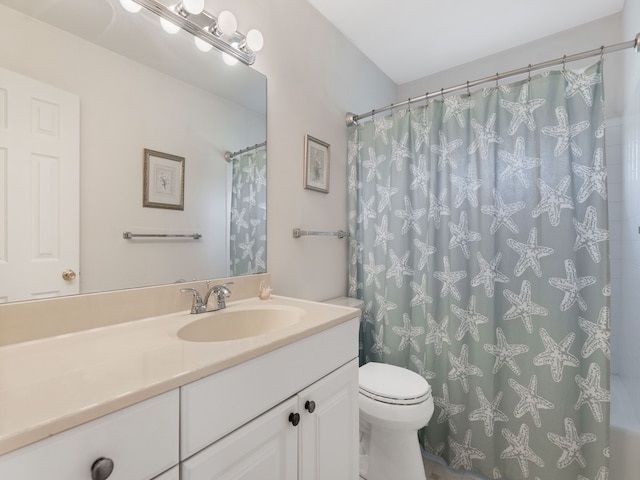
[360,422,427,480]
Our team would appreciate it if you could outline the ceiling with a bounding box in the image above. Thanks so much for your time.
[307,0,626,85]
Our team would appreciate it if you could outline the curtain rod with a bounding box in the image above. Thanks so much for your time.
[346,33,640,127]
[224,141,267,162]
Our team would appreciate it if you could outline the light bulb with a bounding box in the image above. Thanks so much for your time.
[222,52,238,66]
[217,10,237,37]
[181,0,204,15]
[245,29,264,52]
[119,0,141,13]
[194,36,212,52]
[160,17,180,34]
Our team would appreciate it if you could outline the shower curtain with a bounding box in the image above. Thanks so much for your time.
[229,147,267,275]
[348,62,609,480]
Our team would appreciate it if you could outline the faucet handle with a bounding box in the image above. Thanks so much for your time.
[180,288,205,314]
[208,282,233,310]
[180,287,203,301]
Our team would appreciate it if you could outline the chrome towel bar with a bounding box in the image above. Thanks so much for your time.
[292,228,349,239]
[123,232,202,239]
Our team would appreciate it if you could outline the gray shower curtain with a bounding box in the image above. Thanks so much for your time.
[348,62,609,480]
[229,147,267,275]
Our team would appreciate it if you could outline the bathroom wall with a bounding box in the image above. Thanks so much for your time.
[218,0,397,301]
[397,14,626,118]
[0,4,265,293]
[620,0,640,412]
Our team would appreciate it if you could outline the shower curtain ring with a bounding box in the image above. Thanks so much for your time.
[466,80,471,97]
[600,45,605,60]
[562,55,566,72]
[495,73,499,87]
[440,88,444,100]
[527,64,532,82]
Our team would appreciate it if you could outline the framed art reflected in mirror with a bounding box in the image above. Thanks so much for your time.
[143,149,185,210]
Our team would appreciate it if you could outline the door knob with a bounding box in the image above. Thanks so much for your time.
[62,269,77,281]
[304,400,316,413]
[90,457,114,480]
[288,412,300,426]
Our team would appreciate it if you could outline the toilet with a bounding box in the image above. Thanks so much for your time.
[359,362,434,480]
[322,297,434,480]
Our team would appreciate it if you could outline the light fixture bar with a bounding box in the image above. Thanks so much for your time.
[131,0,255,65]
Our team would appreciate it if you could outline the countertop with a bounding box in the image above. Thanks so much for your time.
[0,295,360,456]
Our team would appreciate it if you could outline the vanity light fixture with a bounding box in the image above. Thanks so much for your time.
[119,0,263,65]
[119,0,142,13]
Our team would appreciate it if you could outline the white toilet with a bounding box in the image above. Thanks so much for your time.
[322,297,434,480]
[358,362,434,480]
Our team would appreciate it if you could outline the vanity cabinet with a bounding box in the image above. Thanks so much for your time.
[180,319,359,479]
[182,359,359,480]
[0,317,359,480]
[0,390,179,480]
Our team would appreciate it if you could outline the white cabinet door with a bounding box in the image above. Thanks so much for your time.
[299,359,359,480]
[181,397,298,480]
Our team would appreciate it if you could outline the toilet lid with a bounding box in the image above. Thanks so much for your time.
[359,362,431,405]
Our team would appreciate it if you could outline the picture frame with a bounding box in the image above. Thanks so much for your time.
[303,135,330,193]
[143,148,185,210]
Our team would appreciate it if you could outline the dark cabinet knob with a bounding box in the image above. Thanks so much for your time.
[91,457,114,480]
[288,412,300,426]
[304,400,316,413]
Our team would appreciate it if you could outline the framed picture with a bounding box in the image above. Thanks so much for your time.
[303,135,330,193]
[143,149,185,210]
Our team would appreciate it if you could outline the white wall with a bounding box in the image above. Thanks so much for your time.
[620,0,640,409]
[398,14,626,118]
[0,5,265,293]
[208,0,397,300]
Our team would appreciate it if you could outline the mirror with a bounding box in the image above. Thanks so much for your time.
[0,0,267,302]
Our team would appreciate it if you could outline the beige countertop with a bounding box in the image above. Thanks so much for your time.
[0,295,359,456]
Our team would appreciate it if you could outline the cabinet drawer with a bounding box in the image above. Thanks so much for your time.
[181,318,358,458]
[0,390,179,480]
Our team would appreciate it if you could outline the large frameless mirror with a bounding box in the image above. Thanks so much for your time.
[0,0,267,303]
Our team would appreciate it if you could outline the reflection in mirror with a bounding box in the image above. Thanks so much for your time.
[0,0,267,303]
[227,142,267,276]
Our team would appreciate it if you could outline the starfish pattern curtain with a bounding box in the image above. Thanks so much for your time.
[229,147,267,275]
[348,62,610,480]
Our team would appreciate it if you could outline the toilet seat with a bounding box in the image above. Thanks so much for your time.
[359,362,431,406]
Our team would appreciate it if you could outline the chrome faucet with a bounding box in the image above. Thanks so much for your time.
[210,283,233,311]
[180,282,233,314]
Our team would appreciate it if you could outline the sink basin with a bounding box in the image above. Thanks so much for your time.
[177,306,303,342]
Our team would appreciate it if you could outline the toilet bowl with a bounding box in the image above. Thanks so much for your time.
[359,362,434,480]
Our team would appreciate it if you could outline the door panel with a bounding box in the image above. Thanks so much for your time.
[299,359,359,480]
[0,67,79,302]
[181,398,298,480]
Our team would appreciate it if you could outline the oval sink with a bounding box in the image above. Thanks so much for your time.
[177,306,302,342]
